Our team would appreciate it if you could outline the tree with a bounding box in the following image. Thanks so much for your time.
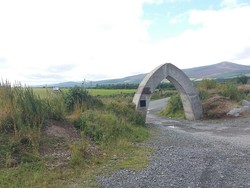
[237,74,248,84]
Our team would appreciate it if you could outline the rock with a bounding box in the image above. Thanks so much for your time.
[240,106,250,113]
[227,108,241,117]
[227,106,250,117]
[241,100,250,106]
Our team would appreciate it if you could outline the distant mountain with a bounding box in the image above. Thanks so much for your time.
[45,74,146,88]
[183,61,250,79]
[89,74,146,86]
[41,62,250,88]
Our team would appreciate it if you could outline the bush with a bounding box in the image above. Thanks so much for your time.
[160,94,184,119]
[74,111,123,143]
[199,90,208,101]
[65,86,102,112]
[221,83,242,101]
[71,100,149,147]
[73,113,87,130]
[237,74,248,84]
[73,102,147,144]
[197,79,217,90]
[151,90,177,100]
[106,101,145,126]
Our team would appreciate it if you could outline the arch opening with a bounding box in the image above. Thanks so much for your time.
[133,63,202,120]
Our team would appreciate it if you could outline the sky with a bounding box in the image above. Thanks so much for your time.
[0,0,250,85]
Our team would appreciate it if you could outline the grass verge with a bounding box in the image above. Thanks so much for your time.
[0,84,151,187]
[0,129,151,187]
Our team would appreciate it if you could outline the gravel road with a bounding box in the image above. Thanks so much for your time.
[97,99,250,188]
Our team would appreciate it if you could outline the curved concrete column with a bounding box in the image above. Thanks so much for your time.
[133,63,202,120]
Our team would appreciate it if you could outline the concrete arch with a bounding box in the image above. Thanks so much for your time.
[133,63,202,120]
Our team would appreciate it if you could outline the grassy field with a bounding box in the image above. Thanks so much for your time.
[87,88,136,96]
[33,88,136,97]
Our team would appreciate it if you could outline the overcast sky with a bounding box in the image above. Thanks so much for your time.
[0,0,250,85]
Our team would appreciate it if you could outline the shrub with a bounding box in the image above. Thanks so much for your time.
[160,94,184,119]
[69,141,88,165]
[197,79,217,90]
[44,93,66,121]
[73,105,147,144]
[106,101,145,126]
[221,82,242,101]
[237,74,248,84]
[198,90,208,101]
[151,90,177,100]
[65,86,102,112]
[77,111,123,143]
[73,113,87,130]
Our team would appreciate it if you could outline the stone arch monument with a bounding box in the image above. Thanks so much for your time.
[133,63,202,120]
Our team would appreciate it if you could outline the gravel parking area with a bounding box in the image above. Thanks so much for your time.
[98,113,250,188]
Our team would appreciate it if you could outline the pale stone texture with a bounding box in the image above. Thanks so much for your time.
[241,100,250,106]
[133,63,202,120]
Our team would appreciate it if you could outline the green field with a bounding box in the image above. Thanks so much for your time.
[33,88,53,98]
[87,88,136,96]
[33,88,136,97]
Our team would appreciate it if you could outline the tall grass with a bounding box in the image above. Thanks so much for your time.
[0,83,151,187]
[197,79,217,90]
[151,89,177,100]
[0,82,68,166]
[71,98,147,146]
[0,83,46,134]
[221,82,243,101]
[160,94,184,119]
[43,91,66,121]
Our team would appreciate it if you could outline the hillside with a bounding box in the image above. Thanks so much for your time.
[183,61,250,79]
[43,62,250,87]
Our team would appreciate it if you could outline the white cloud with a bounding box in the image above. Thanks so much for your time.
[169,12,189,24]
[0,0,153,84]
[220,0,239,8]
[0,0,249,85]
[146,0,190,4]
[154,4,250,69]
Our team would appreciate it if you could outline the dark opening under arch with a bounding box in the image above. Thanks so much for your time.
[133,63,202,120]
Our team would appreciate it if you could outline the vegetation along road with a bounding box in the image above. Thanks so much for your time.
[98,99,250,187]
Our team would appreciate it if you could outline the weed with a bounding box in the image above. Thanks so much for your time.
[160,94,185,119]
[106,101,145,126]
[199,90,209,100]
[65,86,102,112]
[5,152,18,168]
[151,89,177,100]
[197,79,217,90]
[44,93,66,121]
[221,82,242,101]
[69,140,88,165]
[20,152,41,164]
